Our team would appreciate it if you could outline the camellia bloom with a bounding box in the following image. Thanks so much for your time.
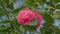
[16,8,42,30]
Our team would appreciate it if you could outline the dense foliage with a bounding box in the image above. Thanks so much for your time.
[0,0,60,34]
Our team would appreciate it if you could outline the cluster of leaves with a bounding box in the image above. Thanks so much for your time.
[0,0,60,34]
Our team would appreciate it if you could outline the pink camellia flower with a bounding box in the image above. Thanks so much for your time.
[16,8,42,30]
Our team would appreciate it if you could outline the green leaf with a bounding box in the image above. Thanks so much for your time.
[13,8,20,14]
[11,0,16,2]
[45,30,52,34]
[3,0,9,4]
[19,25,25,32]
[24,0,35,6]
[34,0,46,4]
[52,14,60,19]
[25,25,36,30]
[0,0,3,5]
[43,13,52,22]
[0,25,10,30]
[51,0,60,3]
[13,7,23,14]
[0,7,4,17]
[0,32,8,34]
[0,11,3,17]
[53,11,60,19]
[55,27,60,34]
[1,0,9,6]
[28,18,37,26]
[40,27,46,34]
[8,3,14,10]
[41,0,46,3]
[56,5,60,9]
[0,20,9,24]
